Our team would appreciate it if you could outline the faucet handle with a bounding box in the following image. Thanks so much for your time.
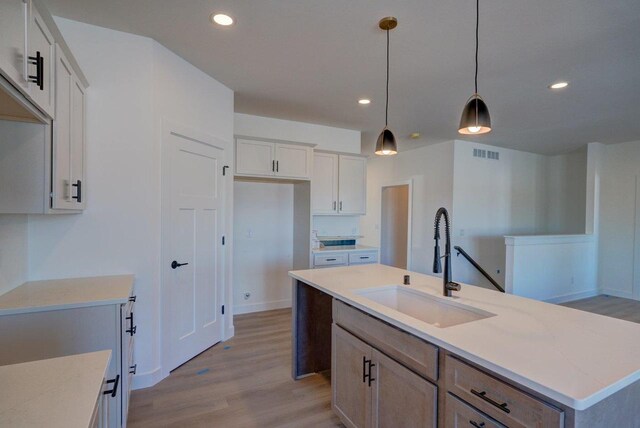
[445,281,461,292]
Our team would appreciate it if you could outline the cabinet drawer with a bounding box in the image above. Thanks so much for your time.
[333,299,438,382]
[348,251,378,265]
[445,355,564,428]
[314,253,348,267]
[445,393,506,428]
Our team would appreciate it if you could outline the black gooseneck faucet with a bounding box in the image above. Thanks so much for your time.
[433,207,461,297]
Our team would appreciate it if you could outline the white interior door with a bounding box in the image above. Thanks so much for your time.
[163,126,225,372]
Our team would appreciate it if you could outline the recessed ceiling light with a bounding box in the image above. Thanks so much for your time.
[549,81,568,90]
[358,99,371,105]
[410,132,421,139]
[211,13,234,26]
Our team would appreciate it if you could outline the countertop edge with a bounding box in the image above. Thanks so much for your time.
[288,271,640,411]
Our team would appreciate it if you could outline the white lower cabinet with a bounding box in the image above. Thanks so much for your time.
[0,296,137,427]
[332,324,437,428]
[313,249,379,268]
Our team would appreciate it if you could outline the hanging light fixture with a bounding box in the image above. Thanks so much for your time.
[375,17,398,155]
[458,0,492,135]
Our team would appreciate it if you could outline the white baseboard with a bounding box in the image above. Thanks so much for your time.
[544,289,600,304]
[599,288,635,299]
[234,299,291,315]
[132,366,165,390]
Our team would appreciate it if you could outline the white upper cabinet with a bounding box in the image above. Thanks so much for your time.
[52,46,85,210]
[312,152,367,216]
[338,155,367,215]
[274,143,312,179]
[27,2,56,118]
[312,152,339,214]
[0,0,29,92]
[235,137,313,180]
[236,138,275,177]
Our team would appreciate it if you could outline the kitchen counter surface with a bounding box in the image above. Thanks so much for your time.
[289,264,640,410]
[0,350,111,427]
[312,244,378,253]
[0,275,134,316]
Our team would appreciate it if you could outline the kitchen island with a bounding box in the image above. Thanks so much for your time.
[289,264,640,427]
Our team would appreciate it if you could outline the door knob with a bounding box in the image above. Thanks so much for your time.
[171,260,189,269]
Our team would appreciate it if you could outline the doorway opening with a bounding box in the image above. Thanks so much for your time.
[380,181,412,269]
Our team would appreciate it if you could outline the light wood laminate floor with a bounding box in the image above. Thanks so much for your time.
[128,309,343,427]
[129,295,639,427]
[561,295,640,323]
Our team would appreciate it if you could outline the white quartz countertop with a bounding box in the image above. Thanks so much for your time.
[313,244,379,253]
[0,350,111,427]
[289,264,640,410]
[0,275,134,316]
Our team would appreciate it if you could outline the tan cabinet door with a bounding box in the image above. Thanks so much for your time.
[371,349,438,428]
[332,324,372,428]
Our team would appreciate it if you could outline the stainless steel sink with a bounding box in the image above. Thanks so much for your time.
[355,285,495,328]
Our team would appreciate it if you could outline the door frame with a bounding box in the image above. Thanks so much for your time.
[160,120,231,379]
[634,174,640,300]
[379,179,413,270]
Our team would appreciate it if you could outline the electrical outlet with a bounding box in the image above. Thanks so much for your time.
[459,229,465,237]
[244,292,251,300]
[247,228,253,238]
[351,227,358,235]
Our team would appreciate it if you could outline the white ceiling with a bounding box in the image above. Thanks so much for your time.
[44,0,640,155]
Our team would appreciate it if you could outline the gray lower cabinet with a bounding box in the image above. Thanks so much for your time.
[332,324,437,428]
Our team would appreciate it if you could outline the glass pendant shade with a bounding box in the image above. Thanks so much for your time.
[375,128,397,155]
[458,94,491,135]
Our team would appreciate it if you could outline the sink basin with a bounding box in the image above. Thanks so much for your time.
[355,285,495,328]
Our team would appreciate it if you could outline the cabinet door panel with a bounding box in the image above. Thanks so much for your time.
[0,0,28,91]
[312,152,339,214]
[274,143,311,179]
[28,4,55,117]
[338,155,367,215]
[52,47,74,209]
[332,324,371,428]
[371,349,437,428]
[235,139,275,176]
[70,75,86,208]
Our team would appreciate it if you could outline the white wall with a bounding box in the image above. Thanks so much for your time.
[544,147,587,234]
[233,181,293,314]
[361,142,454,275]
[0,215,28,295]
[452,140,547,288]
[505,235,598,302]
[27,18,234,389]
[598,140,640,299]
[312,215,360,238]
[235,113,361,154]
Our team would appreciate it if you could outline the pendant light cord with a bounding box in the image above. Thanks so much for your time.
[475,0,479,94]
[385,28,390,127]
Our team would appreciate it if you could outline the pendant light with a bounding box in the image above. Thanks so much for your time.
[458,0,492,135]
[375,17,398,156]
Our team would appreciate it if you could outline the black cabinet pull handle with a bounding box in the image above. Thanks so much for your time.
[471,389,511,414]
[72,180,82,203]
[368,362,376,386]
[276,160,279,172]
[28,51,44,90]
[272,160,275,172]
[326,258,337,262]
[469,421,485,428]
[360,256,369,259]
[362,356,367,383]
[129,295,136,302]
[104,375,120,397]
[126,312,136,336]
[129,364,137,375]
[171,260,188,269]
